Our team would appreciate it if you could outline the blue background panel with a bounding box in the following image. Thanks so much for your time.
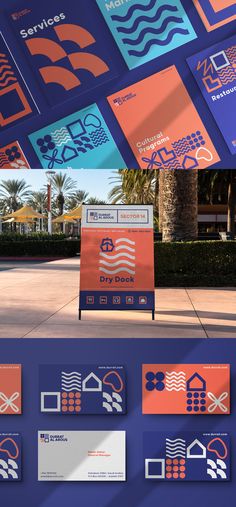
[0,0,235,168]
[0,338,235,506]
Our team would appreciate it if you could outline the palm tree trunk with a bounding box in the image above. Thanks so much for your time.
[161,170,198,242]
[227,171,236,237]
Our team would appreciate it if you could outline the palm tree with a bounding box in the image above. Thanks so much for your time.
[86,197,107,205]
[51,173,77,215]
[198,170,236,236]
[27,191,47,214]
[66,190,89,210]
[0,179,31,214]
[109,170,158,206]
[159,170,198,242]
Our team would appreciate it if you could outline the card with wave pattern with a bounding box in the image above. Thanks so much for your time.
[96,0,196,69]
[39,365,126,415]
[142,364,230,415]
[144,432,230,482]
[29,103,125,168]
[188,35,236,155]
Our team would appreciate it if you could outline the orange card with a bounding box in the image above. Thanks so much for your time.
[0,364,22,415]
[193,0,236,32]
[142,364,230,415]
[108,66,220,169]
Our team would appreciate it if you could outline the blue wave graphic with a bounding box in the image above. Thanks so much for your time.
[122,16,183,46]
[111,0,159,23]
[116,5,178,34]
[128,28,190,56]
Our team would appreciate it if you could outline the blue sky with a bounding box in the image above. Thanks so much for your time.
[0,170,117,201]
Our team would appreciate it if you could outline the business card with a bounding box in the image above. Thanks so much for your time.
[0,365,22,415]
[142,364,230,414]
[0,433,22,481]
[144,432,230,481]
[39,365,126,415]
[38,430,126,481]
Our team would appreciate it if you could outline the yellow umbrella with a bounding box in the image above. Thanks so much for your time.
[3,205,46,220]
[9,217,35,224]
[63,205,82,220]
[52,216,76,224]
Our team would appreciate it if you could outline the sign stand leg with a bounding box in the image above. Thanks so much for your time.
[79,309,82,321]
[152,309,155,321]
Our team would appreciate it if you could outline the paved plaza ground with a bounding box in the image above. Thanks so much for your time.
[0,258,235,339]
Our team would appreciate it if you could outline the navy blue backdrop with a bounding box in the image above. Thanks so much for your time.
[0,338,235,506]
[0,0,235,169]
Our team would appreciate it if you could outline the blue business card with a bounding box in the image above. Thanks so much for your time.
[39,365,126,415]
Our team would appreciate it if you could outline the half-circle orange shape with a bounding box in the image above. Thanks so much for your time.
[68,52,109,76]
[54,24,95,48]
[26,38,67,62]
[40,66,81,90]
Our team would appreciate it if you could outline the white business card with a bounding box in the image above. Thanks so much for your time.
[38,431,126,481]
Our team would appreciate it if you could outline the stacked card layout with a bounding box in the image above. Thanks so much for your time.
[142,364,230,414]
[188,35,236,155]
[39,365,126,415]
[108,66,220,169]
[0,32,38,132]
[144,432,230,481]
[38,431,126,481]
[0,433,22,481]
[29,103,125,168]
[97,0,196,69]
[8,0,117,107]
[0,364,22,415]
[193,0,236,31]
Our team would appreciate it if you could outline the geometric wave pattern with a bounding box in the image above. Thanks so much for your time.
[218,66,236,85]
[90,127,109,147]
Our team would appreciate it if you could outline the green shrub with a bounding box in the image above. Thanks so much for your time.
[0,232,67,242]
[0,238,80,257]
[155,241,236,286]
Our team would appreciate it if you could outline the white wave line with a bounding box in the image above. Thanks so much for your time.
[100,252,135,260]
[166,387,185,391]
[61,380,82,385]
[99,260,135,267]
[99,267,135,275]
[166,371,185,375]
[166,444,186,449]
[166,383,186,387]
[52,128,68,134]
[61,375,82,380]
[116,245,135,252]
[116,238,135,245]
[166,439,186,443]
[61,371,81,377]
[61,387,81,392]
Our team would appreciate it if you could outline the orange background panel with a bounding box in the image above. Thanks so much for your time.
[0,364,22,415]
[80,228,154,291]
[142,364,230,415]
